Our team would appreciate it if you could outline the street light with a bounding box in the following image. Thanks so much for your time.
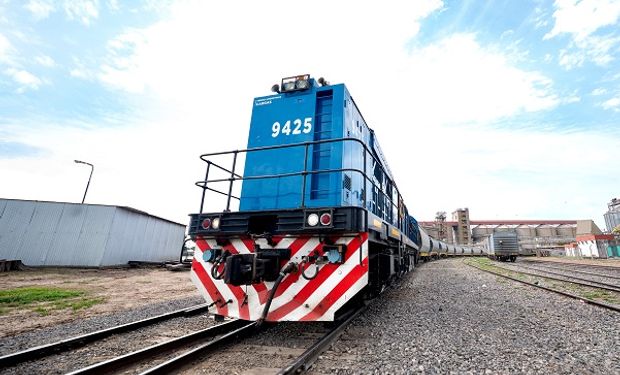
[74,160,94,204]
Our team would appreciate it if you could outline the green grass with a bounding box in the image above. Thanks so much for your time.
[0,287,84,306]
[579,290,619,304]
[0,286,105,315]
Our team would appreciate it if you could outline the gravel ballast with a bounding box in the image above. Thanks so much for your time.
[309,258,620,374]
[0,296,211,374]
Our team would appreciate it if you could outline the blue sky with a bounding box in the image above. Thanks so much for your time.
[0,0,619,229]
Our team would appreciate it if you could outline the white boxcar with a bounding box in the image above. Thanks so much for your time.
[0,199,186,267]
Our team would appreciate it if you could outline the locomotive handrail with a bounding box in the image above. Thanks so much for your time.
[204,160,242,179]
[198,137,389,188]
[199,137,367,159]
[195,167,367,185]
[195,137,403,229]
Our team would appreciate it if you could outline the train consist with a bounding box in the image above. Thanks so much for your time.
[187,75,482,322]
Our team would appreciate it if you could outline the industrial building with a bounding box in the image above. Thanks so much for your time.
[604,197,620,233]
[564,220,620,258]
[424,208,473,245]
[419,208,578,255]
[0,198,186,267]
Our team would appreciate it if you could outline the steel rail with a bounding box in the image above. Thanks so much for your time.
[495,262,620,293]
[66,319,247,375]
[467,263,620,313]
[278,305,367,375]
[138,321,258,375]
[518,260,620,280]
[528,259,620,271]
[0,303,209,368]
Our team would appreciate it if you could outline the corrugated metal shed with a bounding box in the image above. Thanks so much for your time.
[0,198,186,267]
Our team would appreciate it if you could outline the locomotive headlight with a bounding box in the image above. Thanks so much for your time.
[212,217,220,230]
[307,213,319,227]
[201,218,211,229]
[281,74,311,92]
[296,78,310,90]
[282,80,296,91]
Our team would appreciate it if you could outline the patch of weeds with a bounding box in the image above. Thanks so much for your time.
[63,297,105,311]
[580,290,619,303]
[0,287,84,306]
[33,306,50,316]
[1,286,105,315]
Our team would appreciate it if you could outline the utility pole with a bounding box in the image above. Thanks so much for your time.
[74,160,94,204]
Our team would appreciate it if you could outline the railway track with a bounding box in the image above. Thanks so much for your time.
[64,304,365,374]
[67,319,252,374]
[523,258,620,273]
[519,259,620,281]
[499,261,620,292]
[466,259,620,313]
[0,303,211,370]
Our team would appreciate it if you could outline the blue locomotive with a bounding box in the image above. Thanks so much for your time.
[187,75,477,322]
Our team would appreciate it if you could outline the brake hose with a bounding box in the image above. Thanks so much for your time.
[256,262,298,326]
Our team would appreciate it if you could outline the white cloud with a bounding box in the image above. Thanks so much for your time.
[69,57,96,79]
[0,32,15,64]
[97,0,444,98]
[531,6,550,29]
[601,96,620,111]
[558,34,620,69]
[24,0,101,25]
[63,0,99,25]
[35,54,55,67]
[388,121,619,225]
[545,0,620,41]
[547,0,620,69]
[4,67,43,92]
[24,0,55,20]
[2,0,617,229]
[94,3,556,127]
[106,0,119,12]
[398,33,559,125]
[591,87,607,95]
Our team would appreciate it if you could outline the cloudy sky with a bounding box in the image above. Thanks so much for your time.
[0,0,618,229]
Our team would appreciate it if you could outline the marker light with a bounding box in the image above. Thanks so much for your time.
[326,248,342,264]
[307,213,319,227]
[201,218,211,229]
[203,249,215,263]
[320,213,332,226]
[212,217,220,230]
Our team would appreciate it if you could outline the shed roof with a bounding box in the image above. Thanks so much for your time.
[0,198,185,227]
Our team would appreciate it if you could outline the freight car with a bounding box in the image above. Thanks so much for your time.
[187,75,479,322]
[479,232,519,262]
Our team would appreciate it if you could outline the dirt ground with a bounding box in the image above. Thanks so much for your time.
[0,266,201,337]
